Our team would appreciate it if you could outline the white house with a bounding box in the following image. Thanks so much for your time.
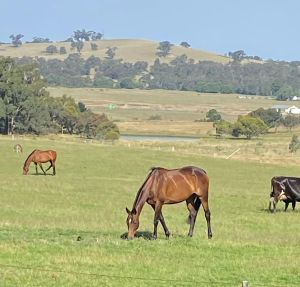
[271,105,289,113]
[271,105,300,115]
[285,105,300,115]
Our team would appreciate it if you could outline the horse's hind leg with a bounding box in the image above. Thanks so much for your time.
[186,195,201,237]
[201,199,212,239]
[52,162,56,175]
[150,204,170,238]
[38,163,46,175]
[45,161,55,175]
[45,163,52,172]
[51,160,56,175]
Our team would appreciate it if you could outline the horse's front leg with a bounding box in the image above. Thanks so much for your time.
[150,204,170,238]
[46,161,56,175]
[35,163,38,174]
[153,202,163,239]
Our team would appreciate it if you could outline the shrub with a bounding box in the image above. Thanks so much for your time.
[289,135,300,153]
[148,115,162,120]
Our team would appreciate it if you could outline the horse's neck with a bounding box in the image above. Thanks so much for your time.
[24,153,34,168]
[133,190,148,215]
[133,169,157,215]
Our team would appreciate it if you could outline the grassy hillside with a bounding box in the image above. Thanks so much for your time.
[0,39,230,64]
[1,135,300,287]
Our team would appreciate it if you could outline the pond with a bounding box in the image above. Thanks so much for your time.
[120,134,199,142]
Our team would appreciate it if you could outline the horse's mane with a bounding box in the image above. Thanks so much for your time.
[132,167,160,208]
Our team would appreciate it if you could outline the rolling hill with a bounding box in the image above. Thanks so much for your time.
[0,38,230,64]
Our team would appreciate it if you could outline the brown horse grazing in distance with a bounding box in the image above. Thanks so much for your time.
[23,149,57,175]
[126,166,212,240]
[14,144,23,154]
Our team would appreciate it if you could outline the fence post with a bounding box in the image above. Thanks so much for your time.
[242,280,249,287]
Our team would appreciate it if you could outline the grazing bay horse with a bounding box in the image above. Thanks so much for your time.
[126,166,212,239]
[23,149,57,175]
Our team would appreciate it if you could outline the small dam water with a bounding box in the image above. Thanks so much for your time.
[120,134,199,142]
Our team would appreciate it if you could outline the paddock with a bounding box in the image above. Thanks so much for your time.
[0,136,299,287]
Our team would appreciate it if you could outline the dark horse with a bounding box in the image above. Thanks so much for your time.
[126,166,212,239]
[23,149,57,175]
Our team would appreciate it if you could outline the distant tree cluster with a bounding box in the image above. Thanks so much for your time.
[214,107,300,139]
[6,32,300,98]
[45,45,67,55]
[141,55,300,99]
[15,52,300,98]
[0,57,119,139]
[70,29,104,54]
[28,37,52,43]
[16,53,148,89]
[228,50,262,62]
[215,115,268,139]
[72,29,103,41]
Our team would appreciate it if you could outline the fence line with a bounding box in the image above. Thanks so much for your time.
[0,263,233,285]
[0,263,294,287]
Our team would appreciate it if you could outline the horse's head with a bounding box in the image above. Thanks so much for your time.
[126,207,139,239]
[269,180,287,212]
[23,166,29,175]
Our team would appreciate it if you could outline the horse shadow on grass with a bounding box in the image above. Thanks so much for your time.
[260,207,300,214]
[30,172,55,176]
[120,230,154,240]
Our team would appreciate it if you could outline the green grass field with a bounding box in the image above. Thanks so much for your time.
[1,135,300,287]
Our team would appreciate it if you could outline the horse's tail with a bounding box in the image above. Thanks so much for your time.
[270,177,276,197]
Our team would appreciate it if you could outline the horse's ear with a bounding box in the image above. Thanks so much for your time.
[132,208,137,215]
[126,207,131,214]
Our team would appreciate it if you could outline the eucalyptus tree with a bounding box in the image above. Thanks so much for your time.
[71,40,84,54]
[9,34,24,47]
[0,57,48,134]
[180,41,190,48]
[156,41,173,57]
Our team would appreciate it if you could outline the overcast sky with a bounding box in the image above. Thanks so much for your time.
[1,0,299,61]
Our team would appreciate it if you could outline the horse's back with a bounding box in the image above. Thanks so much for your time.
[34,150,57,162]
[177,166,209,187]
[151,166,209,203]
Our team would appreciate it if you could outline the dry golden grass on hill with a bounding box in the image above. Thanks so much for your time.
[0,39,229,64]
[48,87,285,135]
